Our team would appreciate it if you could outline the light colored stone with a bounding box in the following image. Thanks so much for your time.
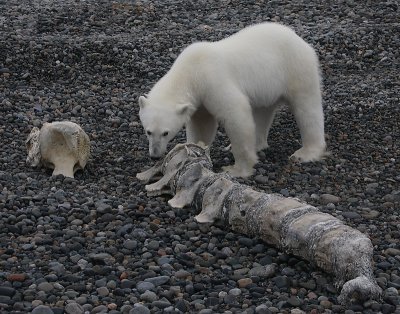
[320,193,341,204]
[237,278,252,288]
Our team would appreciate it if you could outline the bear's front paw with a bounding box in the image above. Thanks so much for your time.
[222,165,254,178]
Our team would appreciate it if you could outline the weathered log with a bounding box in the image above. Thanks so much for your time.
[136,143,382,304]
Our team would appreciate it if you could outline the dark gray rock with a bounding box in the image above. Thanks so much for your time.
[31,305,54,314]
[144,276,170,286]
[0,286,16,297]
[129,304,151,314]
[65,303,84,314]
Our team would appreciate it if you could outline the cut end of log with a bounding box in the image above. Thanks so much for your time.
[338,275,382,305]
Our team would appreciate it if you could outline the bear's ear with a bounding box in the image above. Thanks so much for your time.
[176,103,196,116]
[138,96,148,109]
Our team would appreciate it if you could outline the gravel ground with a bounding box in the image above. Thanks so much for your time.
[0,0,399,313]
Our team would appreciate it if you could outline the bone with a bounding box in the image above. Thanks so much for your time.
[136,143,382,305]
[26,121,90,178]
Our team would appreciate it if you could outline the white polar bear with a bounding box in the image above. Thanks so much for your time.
[138,22,326,177]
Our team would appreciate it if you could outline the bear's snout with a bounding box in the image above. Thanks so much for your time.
[149,147,163,159]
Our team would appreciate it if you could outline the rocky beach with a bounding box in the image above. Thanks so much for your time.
[0,0,399,313]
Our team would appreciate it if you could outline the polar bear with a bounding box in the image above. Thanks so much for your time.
[138,22,326,177]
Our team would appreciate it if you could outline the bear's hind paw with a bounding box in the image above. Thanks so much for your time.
[290,146,326,163]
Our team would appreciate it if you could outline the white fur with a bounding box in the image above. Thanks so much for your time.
[139,22,326,177]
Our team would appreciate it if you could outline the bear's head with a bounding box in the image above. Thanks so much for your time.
[138,95,196,158]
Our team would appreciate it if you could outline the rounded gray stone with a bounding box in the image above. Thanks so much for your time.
[129,304,151,314]
[136,281,155,293]
[140,290,158,302]
[65,303,84,314]
[31,305,54,314]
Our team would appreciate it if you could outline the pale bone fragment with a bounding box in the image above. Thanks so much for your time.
[136,143,382,305]
[26,121,90,178]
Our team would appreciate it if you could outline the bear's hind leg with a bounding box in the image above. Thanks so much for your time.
[186,106,218,147]
[253,106,278,152]
[289,93,326,162]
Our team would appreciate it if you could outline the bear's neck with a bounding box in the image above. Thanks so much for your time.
[149,66,201,108]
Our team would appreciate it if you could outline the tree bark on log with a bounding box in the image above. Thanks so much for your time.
[136,143,382,305]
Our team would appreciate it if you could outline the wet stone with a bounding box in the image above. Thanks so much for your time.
[205,297,219,307]
[287,296,302,307]
[129,304,151,314]
[300,279,316,290]
[37,282,53,292]
[136,281,155,293]
[320,194,340,204]
[151,300,171,309]
[0,286,16,297]
[64,303,84,314]
[144,276,170,286]
[341,211,361,219]
[273,276,291,289]
[31,305,54,314]
[140,290,158,302]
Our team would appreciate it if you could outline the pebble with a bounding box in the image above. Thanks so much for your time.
[0,286,16,297]
[129,304,151,314]
[361,209,380,219]
[229,288,242,296]
[6,273,27,282]
[320,194,340,204]
[255,304,271,314]
[249,265,276,278]
[385,248,400,256]
[146,240,160,250]
[273,276,291,288]
[65,303,84,314]
[31,305,54,314]
[144,276,170,286]
[140,290,158,302]
[96,286,109,296]
[320,300,332,309]
[123,239,138,250]
[136,281,156,293]
[341,211,361,219]
[174,269,191,279]
[238,278,252,288]
[37,282,54,293]
[287,296,302,307]
[92,305,108,313]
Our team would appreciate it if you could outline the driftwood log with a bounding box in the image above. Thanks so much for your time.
[136,143,382,305]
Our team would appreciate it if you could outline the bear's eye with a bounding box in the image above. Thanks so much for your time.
[162,131,169,137]
[146,130,152,136]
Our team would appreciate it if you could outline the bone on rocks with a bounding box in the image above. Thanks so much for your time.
[136,143,382,305]
[26,121,90,178]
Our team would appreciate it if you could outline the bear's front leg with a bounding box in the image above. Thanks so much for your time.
[186,106,218,146]
[220,95,258,178]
